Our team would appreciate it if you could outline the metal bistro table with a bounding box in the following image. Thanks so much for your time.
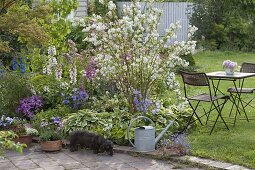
[206,71,255,126]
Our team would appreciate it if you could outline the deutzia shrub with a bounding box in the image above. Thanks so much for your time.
[83,0,197,113]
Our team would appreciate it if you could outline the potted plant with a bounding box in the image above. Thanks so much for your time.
[0,116,38,147]
[38,117,65,151]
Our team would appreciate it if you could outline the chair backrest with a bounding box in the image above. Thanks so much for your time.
[240,62,255,73]
[180,71,210,86]
[180,71,212,99]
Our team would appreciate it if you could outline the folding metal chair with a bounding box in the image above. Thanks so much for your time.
[227,62,255,116]
[180,71,229,134]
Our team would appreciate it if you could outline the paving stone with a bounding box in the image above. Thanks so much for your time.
[226,165,250,170]
[0,161,17,169]
[187,156,216,166]
[71,154,98,163]
[5,151,26,157]
[82,161,103,168]
[36,160,60,168]
[61,162,85,170]
[182,168,204,170]
[127,160,156,170]
[209,161,233,169]
[11,159,39,169]
[26,152,48,159]
[27,168,44,170]
[7,155,29,161]
[93,164,114,170]
[72,168,91,170]
[0,158,10,163]
[96,155,125,164]
[31,157,53,164]
[41,166,65,170]
[148,160,175,170]
[115,153,148,163]
[107,163,136,170]
[56,159,80,165]
[0,167,19,170]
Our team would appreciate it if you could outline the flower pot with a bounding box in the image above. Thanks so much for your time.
[41,140,62,152]
[14,135,33,147]
[225,68,234,75]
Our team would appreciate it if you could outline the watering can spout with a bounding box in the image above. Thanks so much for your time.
[155,120,174,144]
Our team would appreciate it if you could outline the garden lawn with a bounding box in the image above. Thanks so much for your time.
[186,51,255,168]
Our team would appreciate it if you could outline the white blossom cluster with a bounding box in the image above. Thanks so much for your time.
[82,0,197,106]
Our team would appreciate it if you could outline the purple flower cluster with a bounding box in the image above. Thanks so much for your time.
[16,96,43,118]
[40,117,63,133]
[63,88,88,110]
[223,60,237,69]
[133,90,161,115]
[83,59,97,81]
[170,132,190,150]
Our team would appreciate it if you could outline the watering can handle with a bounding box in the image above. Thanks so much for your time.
[127,116,155,147]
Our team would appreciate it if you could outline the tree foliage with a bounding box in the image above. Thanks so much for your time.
[191,0,255,51]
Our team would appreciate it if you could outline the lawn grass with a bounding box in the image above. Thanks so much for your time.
[186,51,255,168]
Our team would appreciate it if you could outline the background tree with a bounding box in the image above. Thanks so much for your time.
[191,0,255,51]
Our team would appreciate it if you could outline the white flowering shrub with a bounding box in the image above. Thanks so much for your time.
[82,0,197,113]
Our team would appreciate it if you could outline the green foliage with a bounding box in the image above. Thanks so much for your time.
[0,1,51,66]
[34,105,71,122]
[0,72,32,117]
[29,74,65,108]
[39,130,63,142]
[89,0,109,16]
[63,109,133,145]
[63,105,191,145]
[42,0,78,53]
[191,0,255,51]
[0,130,26,157]
[68,18,90,50]
[86,92,128,112]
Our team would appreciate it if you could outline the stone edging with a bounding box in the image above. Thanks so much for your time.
[113,145,251,170]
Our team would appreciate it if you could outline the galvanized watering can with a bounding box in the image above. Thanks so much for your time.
[127,116,174,152]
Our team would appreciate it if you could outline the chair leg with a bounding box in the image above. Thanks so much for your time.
[244,96,255,109]
[210,111,220,135]
[182,101,203,132]
[205,104,213,125]
[209,100,229,135]
[188,101,203,126]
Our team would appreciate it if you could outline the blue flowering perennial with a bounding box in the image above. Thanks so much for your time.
[63,88,88,110]
[9,58,26,74]
[9,57,18,71]
[133,90,161,115]
[19,58,26,74]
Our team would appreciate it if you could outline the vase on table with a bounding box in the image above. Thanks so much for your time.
[225,68,234,75]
